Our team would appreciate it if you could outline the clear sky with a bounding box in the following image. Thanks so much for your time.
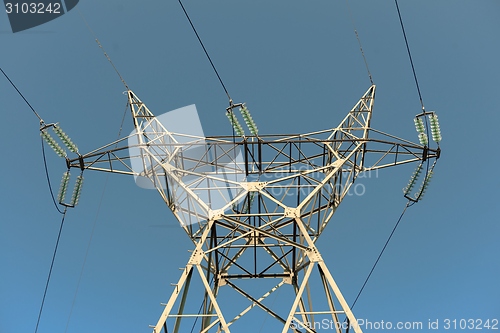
[1,1,499,332]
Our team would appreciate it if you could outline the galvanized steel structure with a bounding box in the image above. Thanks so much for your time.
[66,85,440,332]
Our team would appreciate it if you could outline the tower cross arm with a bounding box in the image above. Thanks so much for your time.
[359,133,440,171]
[66,139,137,175]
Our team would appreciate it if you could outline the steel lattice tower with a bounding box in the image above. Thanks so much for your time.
[64,85,440,333]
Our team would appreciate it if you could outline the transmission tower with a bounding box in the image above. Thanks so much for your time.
[45,85,440,333]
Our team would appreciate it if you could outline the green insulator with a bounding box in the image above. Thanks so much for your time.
[418,132,428,146]
[415,188,426,200]
[414,170,433,200]
[404,179,416,194]
[431,131,442,143]
[245,123,258,136]
[240,106,258,136]
[404,181,414,195]
[226,112,234,123]
[241,192,256,213]
[41,130,66,157]
[403,164,423,195]
[53,125,79,153]
[229,113,244,136]
[429,115,442,142]
[226,112,245,137]
[414,117,425,134]
[426,171,434,182]
[70,175,84,206]
[57,171,71,203]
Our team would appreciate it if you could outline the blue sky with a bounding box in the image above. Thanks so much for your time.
[1,1,499,332]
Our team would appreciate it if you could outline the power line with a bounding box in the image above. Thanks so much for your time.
[1,67,44,123]
[95,38,130,91]
[1,66,76,332]
[2,67,67,215]
[41,137,66,215]
[64,101,129,332]
[394,0,425,112]
[393,0,434,206]
[350,201,411,310]
[345,0,374,85]
[34,208,68,333]
[177,0,232,103]
[77,8,130,91]
[348,2,431,310]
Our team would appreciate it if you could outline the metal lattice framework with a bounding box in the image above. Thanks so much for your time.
[66,85,440,333]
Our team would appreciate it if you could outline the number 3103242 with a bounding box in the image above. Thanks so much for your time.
[5,3,61,14]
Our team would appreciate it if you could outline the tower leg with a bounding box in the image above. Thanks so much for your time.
[152,220,230,333]
[153,215,364,333]
[279,217,363,333]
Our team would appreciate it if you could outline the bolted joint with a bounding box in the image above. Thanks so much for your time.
[188,249,205,265]
[306,247,323,263]
[284,207,300,218]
